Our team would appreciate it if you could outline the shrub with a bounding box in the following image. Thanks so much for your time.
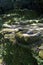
[3,38,38,65]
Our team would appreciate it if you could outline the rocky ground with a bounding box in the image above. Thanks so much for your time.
[0,23,43,65]
[0,13,43,65]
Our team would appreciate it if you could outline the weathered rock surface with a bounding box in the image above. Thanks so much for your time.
[39,50,43,59]
[15,30,41,44]
[39,46,43,50]
[1,28,19,33]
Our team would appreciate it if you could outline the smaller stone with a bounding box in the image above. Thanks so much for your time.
[18,27,23,31]
[14,22,19,25]
[7,14,10,17]
[0,59,3,64]
[39,50,43,59]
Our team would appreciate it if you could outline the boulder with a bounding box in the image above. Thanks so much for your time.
[15,30,41,45]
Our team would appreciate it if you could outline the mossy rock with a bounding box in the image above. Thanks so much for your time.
[39,50,43,59]
[15,32,41,45]
[0,59,3,64]
[4,33,16,44]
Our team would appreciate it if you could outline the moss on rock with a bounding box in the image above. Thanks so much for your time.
[39,50,43,59]
[15,32,41,45]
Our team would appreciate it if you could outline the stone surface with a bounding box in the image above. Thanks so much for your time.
[39,46,43,50]
[39,50,43,59]
[1,28,19,33]
[15,30,41,44]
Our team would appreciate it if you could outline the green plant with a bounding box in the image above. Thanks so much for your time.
[3,38,38,65]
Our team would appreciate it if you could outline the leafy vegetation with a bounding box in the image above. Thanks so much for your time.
[3,38,38,65]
